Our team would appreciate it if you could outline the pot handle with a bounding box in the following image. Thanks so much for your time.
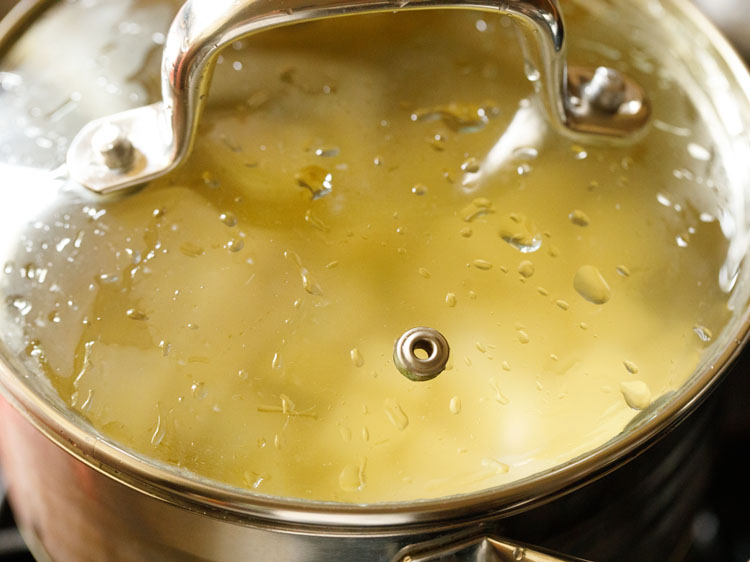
[394,533,591,562]
[66,0,650,194]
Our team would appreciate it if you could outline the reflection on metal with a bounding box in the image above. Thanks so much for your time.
[393,327,450,382]
[65,0,650,194]
[397,535,590,562]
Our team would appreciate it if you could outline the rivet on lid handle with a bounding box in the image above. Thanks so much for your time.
[65,0,651,194]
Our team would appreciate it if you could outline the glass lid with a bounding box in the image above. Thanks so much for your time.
[0,0,749,507]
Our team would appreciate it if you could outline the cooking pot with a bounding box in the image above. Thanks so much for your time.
[0,0,749,560]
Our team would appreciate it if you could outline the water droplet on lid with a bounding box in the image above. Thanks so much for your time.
[219,212,237,227]
[571,145,588,159]
[513,146,538,160]
[555,299,569,310]
[191,382,207,400]
[384,399,409,430]
[461,157,480,173]
[238,369,249,380]
[475,18,488,32]
[513,547,526,560]
[574,265,611,304]
[201,171,219,188]
[8,296,32,316]
[126,308,147,320]
[656,193,672,207]
[616,265,631,277]
[699,212,716,223]
[517,330,530,344]
[514,161,532,176]
[271,353,282,370]
[676,235,688,248]
[500,214,542,253]
[620,381,651,410]
[411,183,428,196]
[473,259,492,270]
[623,360,639,374]
[518,260,535,278]
[449,396,462,414]
[569,209,590,226]
[429,134,447,151]
[461,198,495,222]
[314,146,340,158]
[339,461,366,492]
[418,267,431,279]
[693,325,712,342]
[524,61,540,82]
[227,238,244,252]
[687,142,711,161]
[460,227,473,238]
[445,292,457,308]
[350,348,364,367]
[295,165,333,199]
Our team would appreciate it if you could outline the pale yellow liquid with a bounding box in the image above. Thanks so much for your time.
[16,9,733,502]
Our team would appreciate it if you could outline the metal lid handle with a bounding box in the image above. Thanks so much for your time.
[66,0,650,194]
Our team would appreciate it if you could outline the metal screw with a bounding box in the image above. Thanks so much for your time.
[91,124,135,170]
[393,327,450,382]
[581,66,627,114]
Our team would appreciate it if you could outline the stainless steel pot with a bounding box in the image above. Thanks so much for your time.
[0,0,749,560]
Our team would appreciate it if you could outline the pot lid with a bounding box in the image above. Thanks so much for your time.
[0,0,749,506]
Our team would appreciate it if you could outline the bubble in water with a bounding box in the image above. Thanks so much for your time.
[295,165,333,199]
[384,399,409,430]
[573,265,611,304]
[569,209,590,227]
[620,381,651,410]
[693,325,712,342]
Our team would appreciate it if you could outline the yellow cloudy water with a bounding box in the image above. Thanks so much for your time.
[10,9,735,502]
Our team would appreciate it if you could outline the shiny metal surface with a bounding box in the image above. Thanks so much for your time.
[65,0,650,194]
[393,327,450,382]
[0,0,749,561]
[397,535,589,561]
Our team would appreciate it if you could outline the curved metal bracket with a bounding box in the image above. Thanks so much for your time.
[66,0,649,194]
